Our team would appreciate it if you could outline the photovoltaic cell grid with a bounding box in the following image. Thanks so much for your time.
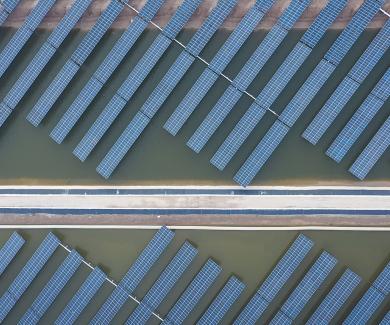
[0,233,59,322]
[125,242,198,324]
[197,276,245,325]
[162,259,222,325]
[19,250,82,324]
[0,9,8,26]
[277,251,338,320]
[0,232,24,276]
[73,0,201,162]
[90,226,174,324]
[55,267,106,325]
[349,116,390,180]
[0,0,21,25]
[26,0,125,127]
[306,269,361,324]
[270,311,293,325]
[276,0,311,30]
[233,292,270,325]
[380,311,390,325]
[373,262,390,295]
[326,69,390,163]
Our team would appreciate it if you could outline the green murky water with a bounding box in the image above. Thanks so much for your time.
[0,27,389,186]
[0,229,389,324]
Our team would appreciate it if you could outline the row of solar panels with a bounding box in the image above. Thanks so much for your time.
[0,228,389,324]
[0,0,20,26]
[0,0,388,186]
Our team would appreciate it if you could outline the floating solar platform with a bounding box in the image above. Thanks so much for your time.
[0,232,24,276]
[0,233,59,322]
[349,116,390,180]
[326,69,390,163]
[73,0,201,161]
[125,241,198,324]
[197,276,245,325]
[306,269,361,324]
[26,0,126,126]
[19,250,82,324]
[55,267,106,325]
[91,226,174,324]
[162,259,222,324]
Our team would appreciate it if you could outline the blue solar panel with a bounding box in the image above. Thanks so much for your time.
[349,116,390,180]
[26,59,80,127]
[254,0,276,14]
[302,77,360,145]
[269,311,292,325]
[163,259,222,324]
[138,0,165,21]
[186,0,238,56]
[372,67,390,102]
[324,0,382,65]
[0,233,59,322]
[278,251,337,320]
[97,111,151,179]
[373,262,390,295]
[326,94,386,163]
[19,250,82,324]
[91,226,174,324]
[198,276,245,325]
[56,267,106,325]
[2,0,21,13]
[0,232,24,276]
[71,0,125,65]
[380,311,390,325]
[234,120,289,187]
[0,9,8,26]
[3,42,57,109]
[277,0,311,30]
[306,269,361,324]
[46,0,92,49]
[50,79,104,144]
[125,241,198,324]
[233,293,269,325]
[343,286,386,325]
[24,0,56,30]
[279,59,335,127]
[301,0,348,48]
[0,102,12,127]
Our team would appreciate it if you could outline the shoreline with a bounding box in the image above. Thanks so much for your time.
[2,0,389,30]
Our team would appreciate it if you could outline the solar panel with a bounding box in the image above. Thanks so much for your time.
[56,267,106,325]
[197,276,245,325]
[279,59,335,127]
[163,259,222,324]
[2,0,21,13]
[349,116,390,180]
[91,226,174,324]
[234,120,289,187]
[125,241,198,324]
[301,0,348,49]
[269,311,292,325]
[373,262,390,295]
[0,232,24,276]
[302,77,360,145]
[233,293,270,325]
[24,0,56,30]
[26,59,80,127]
[326,94,385,163]
[254,0,276,14]
[186,0,238,56]
[277,0,311,30]
[97,111,151,179]
[71,0,125,65]
[0,233,59,322]
[324,0,382,65]
[380,311,390,325]
[372,67,390,102]
[278,251,337,320]
[138,0,165,21]
[343,287,386,325]
[0,9,8,26]
[0,102,12,127]
[19,250,82,324]
[306,269,361,324]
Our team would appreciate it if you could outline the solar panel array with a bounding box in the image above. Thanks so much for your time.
[349,115,390,180]
[90,226,174,324]
[125,241,198,324]
[380,312,390,325]
[0,0,21,26]
[55,267,106,325]
[327,69,390,163]
[0,232,24,276]
[197,276,246,325]
[163,1,274,136]
[73,0,201,162]
[19,250,82,324]
[162,259,222,324]
[0,0,57,79]
[306,269,361,324]
[26,0,126,127]
[302,21,390,145]
[0,233,59,322]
